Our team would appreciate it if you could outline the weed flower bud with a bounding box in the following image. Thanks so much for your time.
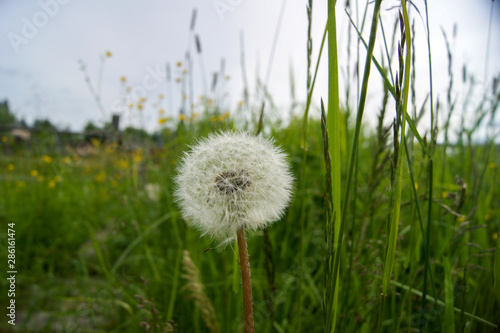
[175,131,293,240]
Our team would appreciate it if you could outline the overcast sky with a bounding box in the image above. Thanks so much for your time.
[0,0,499,137]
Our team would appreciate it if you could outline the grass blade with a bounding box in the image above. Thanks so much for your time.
[442,256,456,332]
[326,0,383,331]
[495,224,500,302]
[325,0,341,330]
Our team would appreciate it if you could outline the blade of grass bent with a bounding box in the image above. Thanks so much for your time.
[389,279,497,328]
[111,213,173,274]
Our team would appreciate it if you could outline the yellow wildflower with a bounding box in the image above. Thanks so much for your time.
[37,176,43,182]
[48,180,56,189]
[179,114,186,122]
[105,145,115,154]
[1,136,7,142]
[176,61,182,67]
[116,159,129,169]
[441,191,448,199]
[489,162,497,169]
[224,112,230,118]
[63,156,71,164]
[7,164,14,171]
[218,115,224,122]
[91,138,100,147]
[137,104,144,111]
[457,216,466,223]
[54,175,61,182]
[31,170,39,177]
[120,76,126,83]
[133,150,143,163]
[105,51,112,57]
[94,170,106,182]
[42,155,52,163]
[17,181,26,188]
[158,117,168,125]
[210,116,217,122]
[493,233,498,241]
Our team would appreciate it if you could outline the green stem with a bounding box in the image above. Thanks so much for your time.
[382,0,411,295]
[422,0,435,330]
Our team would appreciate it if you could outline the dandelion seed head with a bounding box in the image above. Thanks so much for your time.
[174,131,294,241]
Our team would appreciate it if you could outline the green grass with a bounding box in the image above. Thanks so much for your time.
[1,1,500,332]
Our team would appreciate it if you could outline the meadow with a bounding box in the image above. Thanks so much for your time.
[1,0,500,332]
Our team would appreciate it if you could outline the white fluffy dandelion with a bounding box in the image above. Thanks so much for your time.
[175,131,293,332]
[174,131,293,241]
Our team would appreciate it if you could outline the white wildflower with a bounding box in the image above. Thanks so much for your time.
[174,131,294,241]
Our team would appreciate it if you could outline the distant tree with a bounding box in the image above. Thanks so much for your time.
[33,119,57,132]
[123,126,150,140]
[84,121,99,132]
[0,100,16,126]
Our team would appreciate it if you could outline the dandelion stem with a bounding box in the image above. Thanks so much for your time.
[237,226,254,333]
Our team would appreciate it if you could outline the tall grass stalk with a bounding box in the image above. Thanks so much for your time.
[325,0,341,331]
[422,0,436,329]
[325,0,382,331]
[381,0,411,295]
[298,1,314,330]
